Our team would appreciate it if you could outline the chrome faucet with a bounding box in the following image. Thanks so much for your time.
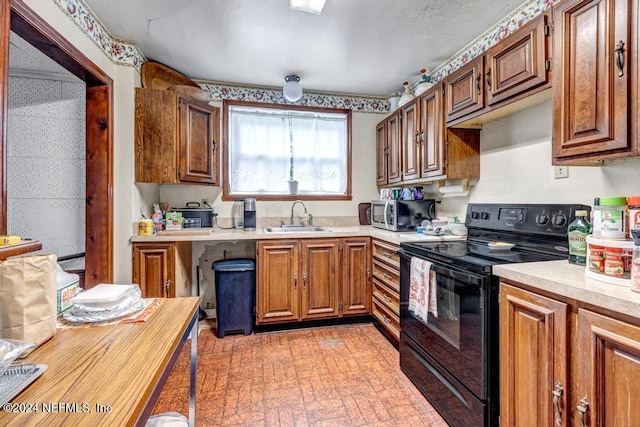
[290,200,313,226]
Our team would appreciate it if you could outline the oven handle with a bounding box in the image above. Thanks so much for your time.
[399,250,486,288]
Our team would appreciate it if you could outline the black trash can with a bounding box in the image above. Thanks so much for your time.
[212,258,255,338]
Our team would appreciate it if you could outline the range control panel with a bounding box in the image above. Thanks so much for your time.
[465,204,591,237]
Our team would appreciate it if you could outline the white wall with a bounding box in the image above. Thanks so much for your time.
[23,0,139,283]
[436,100,640,220]
[7,77,86,258]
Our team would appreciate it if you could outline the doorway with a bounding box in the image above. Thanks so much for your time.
[0,0,113,286]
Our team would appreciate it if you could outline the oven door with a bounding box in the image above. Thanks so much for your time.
[398,250,495,400]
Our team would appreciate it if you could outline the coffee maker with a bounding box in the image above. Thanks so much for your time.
[243,198,256,230]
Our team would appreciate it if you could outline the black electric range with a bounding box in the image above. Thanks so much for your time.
[398,203,590,427]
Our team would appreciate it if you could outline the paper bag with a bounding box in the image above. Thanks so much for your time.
[0,254,57,347]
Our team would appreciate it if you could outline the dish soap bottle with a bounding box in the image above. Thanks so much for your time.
[568,210,592,265]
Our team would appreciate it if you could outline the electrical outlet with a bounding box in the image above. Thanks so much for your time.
[554,166,569,179]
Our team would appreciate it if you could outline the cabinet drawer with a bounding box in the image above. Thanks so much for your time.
[372,239,400,269]
[372,258,399,292]
[372,297,400,341]
[373,277,399,316]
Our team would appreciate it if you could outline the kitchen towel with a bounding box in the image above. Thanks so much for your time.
[408,257,438,324]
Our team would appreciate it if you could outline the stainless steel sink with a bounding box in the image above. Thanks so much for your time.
[263,226,330,233]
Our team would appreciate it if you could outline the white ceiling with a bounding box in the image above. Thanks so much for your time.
[85,0,526,97]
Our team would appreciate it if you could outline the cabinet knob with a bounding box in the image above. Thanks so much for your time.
[614,40,625,77]
[294,274,298,289]
[577,396,589,427]
[165,279,171,297]
[212,140,217,152]
[476,73,482,96]
[302,273,307,287]
[486,68,492,91]
[552,382,563,425]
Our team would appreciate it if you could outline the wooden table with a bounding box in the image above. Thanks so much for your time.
[0,297,199,426]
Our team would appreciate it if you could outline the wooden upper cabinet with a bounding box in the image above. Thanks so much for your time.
[402,83,446,182]
[552,0,637,163]
[178,97,219,183]
[375,120,387,186]
[444,56,485,123]
[401,98,420,181]
[419,84,445,178]
[576,309,640,426]
[485,11,551,107]
[300,239,340,320]
[386,110,402,184]
[499,283,569,427]
[375,111,402,187]
[135,88,219,184]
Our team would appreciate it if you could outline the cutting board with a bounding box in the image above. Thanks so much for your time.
[156,228,214,236]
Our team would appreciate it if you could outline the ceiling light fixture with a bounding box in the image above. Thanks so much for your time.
[283,75,303,102]
[289,0,326,15]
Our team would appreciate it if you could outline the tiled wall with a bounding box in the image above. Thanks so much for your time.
[7,76,86,259]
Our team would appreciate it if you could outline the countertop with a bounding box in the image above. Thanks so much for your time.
[494,260,640,319]
[131,225,467,245]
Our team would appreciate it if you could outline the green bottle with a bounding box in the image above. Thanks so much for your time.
[568,210,592,265]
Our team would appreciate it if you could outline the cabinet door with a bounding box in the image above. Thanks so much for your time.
[256,241,299,324]
[576,309,640,426]
[485,11,550,106]
[552,0,631,161]
[300,239,340,320]
[178,98,219,184]
[375,120,387,186]
[419,84,445,178]
[132,243,173,298]
[386,111,402,184]
[341,238,371,316]
[499,283,569,427]
[401,99,420,181]
[444,56,485,123]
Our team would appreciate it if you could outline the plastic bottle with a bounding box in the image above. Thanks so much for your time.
[568,210,592,265]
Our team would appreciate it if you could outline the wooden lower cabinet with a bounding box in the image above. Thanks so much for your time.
[256,238,371,325]
[499,283,568,427]
[132,242,191,298]
[371,239,400,342]
[500,281,640,426]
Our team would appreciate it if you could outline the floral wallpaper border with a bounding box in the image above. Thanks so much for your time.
[53,0,146,69]
[430,0,561,83]
[55,0,559,112]
[197,81,388,113]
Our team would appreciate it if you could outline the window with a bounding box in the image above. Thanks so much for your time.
[223,100,351,200]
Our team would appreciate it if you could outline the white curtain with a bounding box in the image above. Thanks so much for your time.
[229,105,347,195]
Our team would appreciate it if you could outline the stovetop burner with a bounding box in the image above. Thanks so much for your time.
[400,203,591,274]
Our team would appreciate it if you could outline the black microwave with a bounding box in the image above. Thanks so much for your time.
[370,199,436,231]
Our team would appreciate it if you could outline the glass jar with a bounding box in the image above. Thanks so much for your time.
[604,247,625,278]
[627,196,640,239]
[631,230,640,292]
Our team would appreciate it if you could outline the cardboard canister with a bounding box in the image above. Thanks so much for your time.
[138,219,153,236]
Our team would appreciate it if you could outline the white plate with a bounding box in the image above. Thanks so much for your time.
[63,298,146,323]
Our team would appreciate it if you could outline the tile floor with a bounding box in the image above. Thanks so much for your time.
[152,322,448,426]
